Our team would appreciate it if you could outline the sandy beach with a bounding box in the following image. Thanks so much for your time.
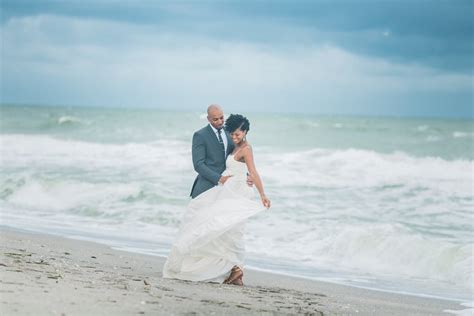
[0,226,465,315]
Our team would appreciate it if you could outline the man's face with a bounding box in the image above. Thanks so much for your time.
[207,109,224,129]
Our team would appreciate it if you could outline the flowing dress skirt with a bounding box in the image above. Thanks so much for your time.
[162,175,265,282]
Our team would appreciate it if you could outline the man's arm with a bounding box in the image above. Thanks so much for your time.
[192,132,221,185]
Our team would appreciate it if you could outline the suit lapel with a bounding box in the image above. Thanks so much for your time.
[206,125,225,155]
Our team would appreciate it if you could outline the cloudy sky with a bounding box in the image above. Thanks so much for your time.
[1,0,472,118]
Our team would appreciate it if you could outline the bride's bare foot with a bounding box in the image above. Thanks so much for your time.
[223,266,243,286]
[231,275,243,286]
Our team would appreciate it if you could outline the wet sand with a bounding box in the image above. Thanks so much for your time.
[0,227,463,315]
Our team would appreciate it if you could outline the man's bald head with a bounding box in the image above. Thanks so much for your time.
[207,104,222,115]
[207,104,225,129]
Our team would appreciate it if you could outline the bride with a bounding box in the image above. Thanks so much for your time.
[162,114,271,286]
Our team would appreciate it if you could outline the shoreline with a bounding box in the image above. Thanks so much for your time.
[238,265,468,304]
[0,226,466,315]
[4,223,468,303]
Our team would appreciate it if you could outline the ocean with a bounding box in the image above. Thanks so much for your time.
[1,104,472,301]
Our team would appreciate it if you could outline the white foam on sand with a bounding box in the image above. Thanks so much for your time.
[444,302,474,315]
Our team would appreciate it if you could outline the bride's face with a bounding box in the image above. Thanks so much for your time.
[230,128,247,144]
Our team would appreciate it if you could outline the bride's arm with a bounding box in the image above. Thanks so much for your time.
[242,146,271,209]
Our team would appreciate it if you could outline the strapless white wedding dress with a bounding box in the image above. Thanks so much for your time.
[162,154,266,282]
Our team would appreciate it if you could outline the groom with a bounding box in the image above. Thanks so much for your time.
[190,104,235,198]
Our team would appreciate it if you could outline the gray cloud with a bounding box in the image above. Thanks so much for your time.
[0,1,472,118]
[2,0,472,72]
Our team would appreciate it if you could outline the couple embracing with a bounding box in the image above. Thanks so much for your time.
[163,104,271,286]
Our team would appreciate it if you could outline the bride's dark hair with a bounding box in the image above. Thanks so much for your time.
[224,114,250,133]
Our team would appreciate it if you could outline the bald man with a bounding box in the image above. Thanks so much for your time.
[190,105,235,198]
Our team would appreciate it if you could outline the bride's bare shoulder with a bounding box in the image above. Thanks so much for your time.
[242,143,253,155]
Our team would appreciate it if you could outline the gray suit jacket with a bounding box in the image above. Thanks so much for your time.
[190,125,235,198]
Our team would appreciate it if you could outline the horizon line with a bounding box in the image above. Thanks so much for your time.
[1,102,472,121]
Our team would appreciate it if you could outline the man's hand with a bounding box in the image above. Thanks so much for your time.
[219,175,233,185]
[246,174,254,187]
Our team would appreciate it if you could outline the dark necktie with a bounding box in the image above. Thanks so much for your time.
[217,128,225,154]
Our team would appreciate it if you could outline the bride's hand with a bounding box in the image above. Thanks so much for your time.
[261,195,271,209]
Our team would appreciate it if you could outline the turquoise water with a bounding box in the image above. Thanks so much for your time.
[2,105,472,159]
[1,104,473,300]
